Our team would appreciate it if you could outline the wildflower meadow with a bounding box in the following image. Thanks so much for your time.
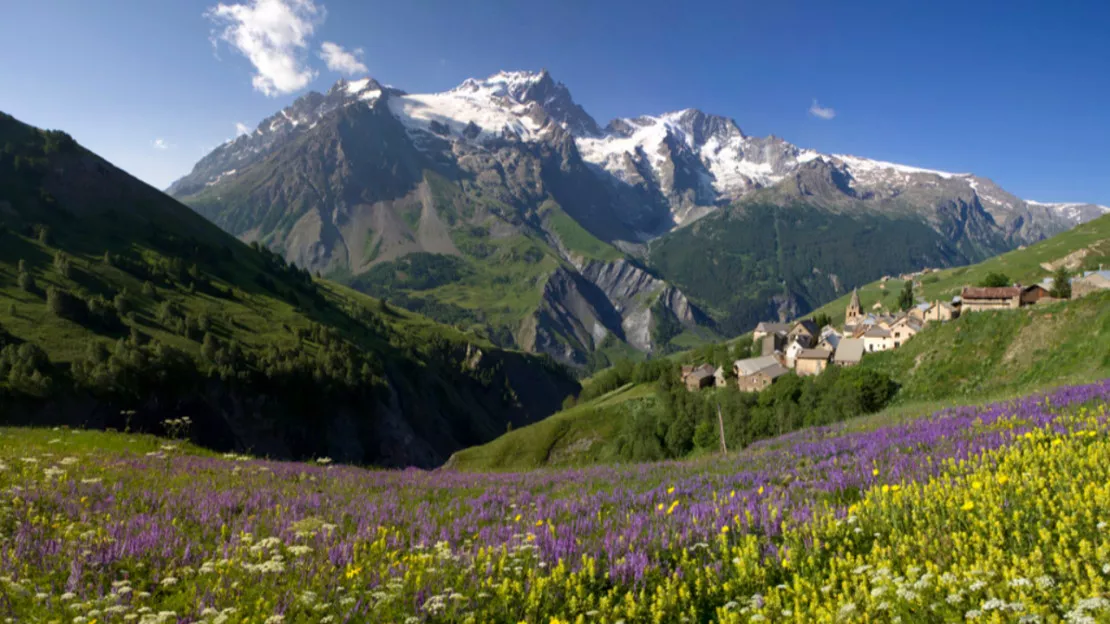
[4,381,1110,622]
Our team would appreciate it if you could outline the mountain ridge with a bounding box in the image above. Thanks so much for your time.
[167,69,1107,363]
[0,110,577,467]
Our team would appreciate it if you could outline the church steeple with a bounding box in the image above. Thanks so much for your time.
[846,288,862,326]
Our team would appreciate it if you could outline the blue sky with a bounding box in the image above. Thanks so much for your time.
[1,0,1108,204]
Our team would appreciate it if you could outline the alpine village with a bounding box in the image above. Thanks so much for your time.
[4,2,1110,623]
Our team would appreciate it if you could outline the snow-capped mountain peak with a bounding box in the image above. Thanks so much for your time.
[170,68,1108,234]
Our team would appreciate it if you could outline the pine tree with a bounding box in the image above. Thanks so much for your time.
[898,281,914,311]
[1051,266,1072,299]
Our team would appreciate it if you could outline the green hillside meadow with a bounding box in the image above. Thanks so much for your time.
[449,213,1110,471]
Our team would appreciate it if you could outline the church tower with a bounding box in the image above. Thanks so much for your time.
[845,288,862,326]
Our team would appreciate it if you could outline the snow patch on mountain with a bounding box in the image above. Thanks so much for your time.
[388,88,545,142]
[1027,200,1110,222]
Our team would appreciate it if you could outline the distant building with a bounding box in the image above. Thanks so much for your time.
[753,322,791,343]
[863,327,894,352]
[818,326,842,351]
[890,316,923,347]
[759,333,786,356]
[1020,284,1052,305]
[915,300,960,322]
[788,320,819,348]
[908,301,932,320]
[714,366,729,388]
[845,289,863,326]
[784,339,806,368]
[1071,270,1110,298]
[734,355,790,392]
[684,364,716,391]
[960,286,1022,312]
[833,338,865,367]
[795,348,832,377]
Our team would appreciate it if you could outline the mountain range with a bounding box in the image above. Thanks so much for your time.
[168,70,1108,364]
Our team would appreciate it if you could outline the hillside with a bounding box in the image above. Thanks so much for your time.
[0,111,577,468]
[450,291,1110,472]
[808,211,1110,324]
[169,70,1105,365]
[6,382,1110,621]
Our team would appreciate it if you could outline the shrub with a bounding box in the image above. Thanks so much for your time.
[979,272,1011,288]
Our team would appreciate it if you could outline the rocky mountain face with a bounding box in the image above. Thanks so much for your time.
[170,70,1108,363]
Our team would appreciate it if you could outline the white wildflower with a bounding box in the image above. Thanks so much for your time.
[982,598,1007,611]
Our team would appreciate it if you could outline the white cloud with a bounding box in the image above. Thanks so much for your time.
[235,122,252,136]
[205,0,324,96]
[152,138,173,150]
[319,41,367,75]
[808,99,836,120]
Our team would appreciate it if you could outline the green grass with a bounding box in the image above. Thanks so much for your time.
[541,200,623,262]
[448,383,656,470]
[0,426,216,457]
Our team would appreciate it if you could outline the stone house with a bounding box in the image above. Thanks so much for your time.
[863,327,894,352]
[890,316,923,347]
[759,332,786,356]
[734,355,790,392]
[795,348,832,377]
[1020,284,1051,305]
[833,338,865,367]
[1072,270,1110,298]
[914,299,959,322]
[784,339,806,368]
[960,286,1022,312]
[753,322,791,343]
[818,326,842,351]
[714,366,729,388]
[684,364,716,391]
[788,319,819,348]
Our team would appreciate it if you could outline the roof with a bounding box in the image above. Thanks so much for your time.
[961,286,1021,300]
[915,302,932,311]
[849,289,861,308]
[734,355,782,377]
[758,363,790,380]
[791,319,819,335]
[1078,271,1110,284]
[864,327,892,338]
[687,369,714,382]
[834,339,865,363]
[754,322,791,334]
[797,348,832,360]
